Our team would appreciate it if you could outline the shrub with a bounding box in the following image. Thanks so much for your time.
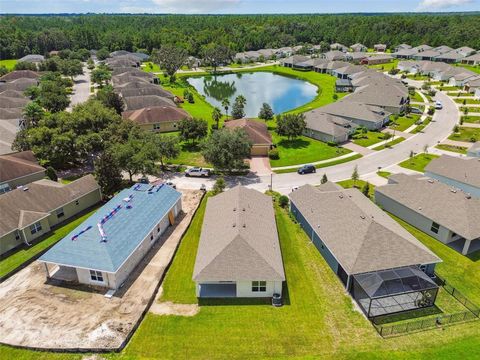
[470,136,477,143]
[278,195,289,208]
[45,166,58,181]
[268,148,279,160]
[427,107,435,116]
[327,141,338,147]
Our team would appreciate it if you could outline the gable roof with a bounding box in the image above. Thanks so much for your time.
[425,155,480,188]
[0,151,45,183]
[40,183,181,273]
[122,106,190,125]
[289,184,440,275]
[0,175,100,237]
[345,82,408,108]
[193,186,285,282]
[123,95,176,110]
[224,119,272,145]
[0,95,29,109]
[0,70,39,82]
[303,110,354,139]
[320,100,391,124]
[116,85,174,99]
[0,78,37,92]
[376,174,480,241]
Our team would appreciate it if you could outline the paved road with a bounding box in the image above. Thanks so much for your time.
[162,91,458,194]
[68,65,91,110]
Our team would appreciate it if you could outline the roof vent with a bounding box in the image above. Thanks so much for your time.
[360,215,366,219]
[242,208,246,212]
[466,194,471,199]
[232,223,236,227]
[242,223,246,228]
[23,187,29,191]
[339,194,343,199]
[450,189,457,193]
[428,179,434,184]
[233,207,236,212]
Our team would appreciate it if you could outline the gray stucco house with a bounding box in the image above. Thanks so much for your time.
[290,183,440,317]
[375,174,480,255]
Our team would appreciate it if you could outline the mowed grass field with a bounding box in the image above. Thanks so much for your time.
[0,59,17,70]
[399,153,439,172]
[1,194,480,359]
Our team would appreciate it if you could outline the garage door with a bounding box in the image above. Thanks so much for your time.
[251,145,269,156]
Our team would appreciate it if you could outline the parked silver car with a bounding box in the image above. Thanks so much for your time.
[185,167,211,177]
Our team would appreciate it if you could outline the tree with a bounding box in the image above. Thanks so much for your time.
[14,61,37,71]
[201,43,233,74]
[278,195,289,208]
[361,182,371,198]
[202,128,252,172]
[22,101,45,127]
[87,58,95,70]
[258,103,274,120]
[212,176,226,195]
[212,107,222,129]
[94,150,123,197]
[275,113,306,140]
[178,118,208,145]
[45,166,58,182]
[96,48,110,61]
[59,59,83,81]
[91,66,111,88]
[222,98,230,119]
[0,66,8,77]
[95,85,125,114]
[113,135,156,182]
[321,173,328,184]
[351,165,359,188]
[152,45,188,82]
[154,134,180,169]
[231,95,246,119]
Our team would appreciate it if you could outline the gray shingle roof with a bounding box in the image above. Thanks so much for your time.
[0,151,45,183]
[320,100,391,124]
[425,155,480,188]
[123,95,176,110]
[376,174,480,241]
[193,186,285,282]
[289,184,440,275]
[304,111,354,138]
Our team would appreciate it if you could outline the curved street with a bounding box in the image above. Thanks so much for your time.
[165,90,459,194]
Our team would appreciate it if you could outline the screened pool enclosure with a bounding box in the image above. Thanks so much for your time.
[351,266,439,318]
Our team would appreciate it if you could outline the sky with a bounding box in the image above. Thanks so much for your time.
[0,0,479,14]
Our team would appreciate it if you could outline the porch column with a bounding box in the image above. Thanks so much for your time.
[462,239,472,255]
[44,262,50,278]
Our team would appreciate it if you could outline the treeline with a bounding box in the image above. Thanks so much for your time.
[1,14,479,59]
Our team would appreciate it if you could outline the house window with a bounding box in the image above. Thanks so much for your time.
[56,207,65,218]
[430,222,440,234]
[15,231,21,241]
[0,183,10,194]
[90,270,104,282]
[157,226,160,233]
[153,123,161,130]
[150,233,154,241]
[252,281,267,292]
[75,200,79,206]
[30,222,42,235]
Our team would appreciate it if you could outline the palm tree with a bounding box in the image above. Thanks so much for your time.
[236,95,247,107]
[222,98,230,119]
[212,107,222,129]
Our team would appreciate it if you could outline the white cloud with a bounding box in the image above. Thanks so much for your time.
[417,0,473,9]
[151,0,241,13]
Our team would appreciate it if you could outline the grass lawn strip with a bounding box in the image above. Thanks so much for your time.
[389,114,420,132]
[0,59,17,70]
[461,116,480,124]
[377,171,391,179]
[371,136,405,151]
[411,117,432,134]
[435,144,468,154]
[352,131,386,147]
[399,153,439,172]
[273,153,362,174]
[0,206,100,278]
[448,127,480,143]
[454,98,480,105]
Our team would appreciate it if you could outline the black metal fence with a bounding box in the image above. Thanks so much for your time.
[374,273,480,337]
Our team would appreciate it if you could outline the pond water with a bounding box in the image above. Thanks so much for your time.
[187,72,318,117]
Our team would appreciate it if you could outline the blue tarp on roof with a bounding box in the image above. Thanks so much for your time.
[40,183,181,273]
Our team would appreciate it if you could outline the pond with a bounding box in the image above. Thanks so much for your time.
[187,72,318,117]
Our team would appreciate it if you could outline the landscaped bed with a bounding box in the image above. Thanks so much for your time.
[462,116,480,124]
[411,117,432,134]
[449,127,480,143]
[352,131,388,147]
[435,144,468,154]
[461,107,480,114]
[454,98,480,105]
[371,136,405,151]
[399,153,439,172]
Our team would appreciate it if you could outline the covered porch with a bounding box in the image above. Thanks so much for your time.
[198,283,237,298]
[447,237,480,255]
[43,263,79,283]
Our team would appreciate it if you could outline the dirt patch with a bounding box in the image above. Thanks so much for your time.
[150,301,199,316]
[0,189,202,350]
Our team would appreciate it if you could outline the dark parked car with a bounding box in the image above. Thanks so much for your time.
[297,164,316,175]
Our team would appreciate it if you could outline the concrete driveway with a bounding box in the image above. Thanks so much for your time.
[68,65,91,111]
[248,156,272,176]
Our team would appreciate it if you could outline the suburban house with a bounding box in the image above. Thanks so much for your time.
[330,43,348,52]
[303,110,355,143]
[345,82,409,114]
[361,54,393,65]
[464,76,480,95]
[0,151,46,194]
[281,55,310,68]
[0,77,38,92]
[289,183,441,318]
[0,175,101,256]
[456,47,476,57]
[394,44,412,53]
[39,183,182,290]
[224,118,273,156]
[424,155,480,198]
[375,174,480,255]
[0,70,39,82]
[123,95,176,111]
[18,54,45,64]
[193,186,285,298]
[374,44,387,52]
[393,44,432,59]
[462,53,480,66]
[346,52,368,64]
[323,50,347,61]
[122,106,191,133]
[117,85,175,100]
[314,60,350,74]
[467,142,480,157]
[350,43,367,52]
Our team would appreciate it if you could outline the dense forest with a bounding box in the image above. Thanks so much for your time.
[1,13,479,59]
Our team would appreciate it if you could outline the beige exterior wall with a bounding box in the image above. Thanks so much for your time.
[304,128,348,144]
[1,170,46,191]
[236,280,283,298]
[375,191,455,244]
[139,121,180,133]
[22,217,52,244]
[0,231,24,255]
[251,145,270,156]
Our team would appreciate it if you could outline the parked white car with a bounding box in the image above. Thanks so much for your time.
[435,101,443,110]
[185,167,211,177]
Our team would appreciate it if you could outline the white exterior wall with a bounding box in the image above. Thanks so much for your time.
[475,88,480,99]
[236,280,283,298]
[424,172,480,198]
[375,191,455,244]
[76,268,115,288]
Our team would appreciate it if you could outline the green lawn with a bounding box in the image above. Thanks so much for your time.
[462,116,480,124]
[371,136,405,151]
[2,193,480,359]
[399,153,439,172]
[455,98,480,105]
[461,107,480,114]
[454,64,480,75]
[0,59,17,71]
[407,74,430,80]
[389,114,421,132]
[377,171,391,179]
[410,91,425,103]
[337,179,375,199]
[141,62,161,73]
[449,127,480,143]
[269,133,351,167]
[0,206,100,278]
[447,92,473,97]
[273,153,363,174]
[435,144,468,154]
[352,131,387,147]
[438,86,462,91]
[367,59,398,71]
[411,117,432,134]
[169,142,210,167]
